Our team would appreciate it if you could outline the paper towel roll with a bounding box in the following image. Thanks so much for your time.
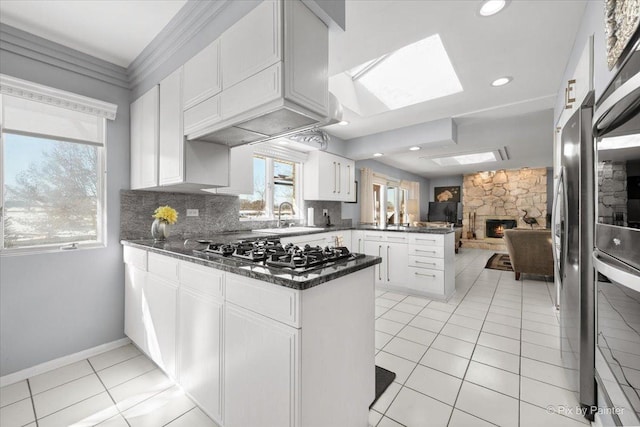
[307,207,315,226]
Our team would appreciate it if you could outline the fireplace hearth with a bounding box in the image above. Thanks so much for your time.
[486,219,517,238]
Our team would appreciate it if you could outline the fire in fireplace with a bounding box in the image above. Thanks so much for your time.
[486,219,517,238]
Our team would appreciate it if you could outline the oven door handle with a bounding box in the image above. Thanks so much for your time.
[594,72,640,134]
[593,250,640,293]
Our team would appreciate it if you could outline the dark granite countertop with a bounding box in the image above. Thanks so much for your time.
[122,239,381,290]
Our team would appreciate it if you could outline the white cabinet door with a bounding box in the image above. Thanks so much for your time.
[364,240,386,286]
[224,304,299,427]
[220,0,282,90]
[159,67,184,186]
[385,242,409,286]
[144,274,178,379]
[130,85,159,189]
[124,264,147,353]
[178,288,223,423]
[183,39,221,110]
[340,159,356,202]
[303,151,338,201]
[351,231,364,253]
[304,151,356,201]
[216,144,253,195]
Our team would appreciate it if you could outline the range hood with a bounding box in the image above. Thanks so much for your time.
[186,92,342,148]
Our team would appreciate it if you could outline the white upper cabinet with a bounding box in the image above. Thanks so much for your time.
[184,0,330,146]
[131,66,230,192]
[304,151,355,202]
[183,39,221,111]
[159,67,184,186]
[221,0,281,90]
[130,85,159,189]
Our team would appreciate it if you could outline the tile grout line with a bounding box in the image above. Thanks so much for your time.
[445,267,503,427]
[87,358,132,427]
[25,378,39,427]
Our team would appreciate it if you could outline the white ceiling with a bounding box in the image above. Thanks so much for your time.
[0,0,187,67]
[0,0,587,178]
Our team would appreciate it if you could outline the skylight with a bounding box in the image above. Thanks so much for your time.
[431,151,497,166]
[349,34,463,110]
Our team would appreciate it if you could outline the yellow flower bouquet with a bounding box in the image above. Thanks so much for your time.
[153,205,178,224]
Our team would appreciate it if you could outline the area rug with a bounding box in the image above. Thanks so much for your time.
[370,366,396,408]
[485,253,513,272]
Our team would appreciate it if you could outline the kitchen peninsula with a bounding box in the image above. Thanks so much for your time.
[121,224,455,427]
[122,231,380,427]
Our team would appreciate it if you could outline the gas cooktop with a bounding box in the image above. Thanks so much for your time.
[193,238,363,275]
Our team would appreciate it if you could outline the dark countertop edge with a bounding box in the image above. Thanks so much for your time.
[121,240,382,290]
[233,224,456,239]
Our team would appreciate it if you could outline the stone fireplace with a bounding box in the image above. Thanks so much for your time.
[462,168,547,250]
[485,219,518,238]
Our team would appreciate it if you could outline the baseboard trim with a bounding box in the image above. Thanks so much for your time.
[0,337,131,387]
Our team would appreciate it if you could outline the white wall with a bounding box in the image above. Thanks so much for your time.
[0,26,130,376]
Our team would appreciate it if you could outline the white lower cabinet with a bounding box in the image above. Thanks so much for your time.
[178,288,223,423]
[144,273,178,379]
[224,304,299,427]
[124,264,146,353]
[362,231,455,299]
[124,247,374,427]
[364,240,385,286]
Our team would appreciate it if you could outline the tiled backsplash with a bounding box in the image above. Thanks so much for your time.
[120,190,350,240]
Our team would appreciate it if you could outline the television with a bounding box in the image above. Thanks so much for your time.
[428,202,457,223]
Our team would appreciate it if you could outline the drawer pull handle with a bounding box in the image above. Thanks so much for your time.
[415,249,436,253]
[415,272,436,278]
[415,261,436,265]
[416,238,436,242]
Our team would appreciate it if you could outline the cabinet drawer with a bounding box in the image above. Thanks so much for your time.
[362,232,385,242]
[408,256,444,271]
[226,273,300,328]
[184,94,221,136]
[384,233,408,243]
[179,261,224,299]
[148,252,179,283]
[123,246,147,271]
[408,245,444,259]
[408,267,445,295]
[408,234,444,246]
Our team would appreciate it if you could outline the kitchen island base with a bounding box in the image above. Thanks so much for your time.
[123,244,377,427]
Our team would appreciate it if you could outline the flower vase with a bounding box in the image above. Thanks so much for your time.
[151,218,170,241]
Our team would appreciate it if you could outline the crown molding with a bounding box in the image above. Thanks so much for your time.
[127,0,232,90]
[1,74,118,119]
[0,24,129,89]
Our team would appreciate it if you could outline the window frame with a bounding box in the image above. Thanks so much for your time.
[0,97,109,256]
[239,155,303,222]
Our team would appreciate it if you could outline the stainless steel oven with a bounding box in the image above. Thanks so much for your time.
[593,252,640,426]
[594,42,640,271]
[593,39,640,426]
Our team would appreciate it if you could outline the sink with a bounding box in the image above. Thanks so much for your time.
[253,226,322,235]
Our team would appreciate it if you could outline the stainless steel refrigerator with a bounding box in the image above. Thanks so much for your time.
[553,93,597,419]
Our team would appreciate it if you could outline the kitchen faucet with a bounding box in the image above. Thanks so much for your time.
[277,202,294,228]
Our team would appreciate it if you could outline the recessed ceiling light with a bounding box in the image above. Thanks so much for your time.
[373,153,383,157]
[479,0,507,17]
[338,120,350,126]
[491,76,513,87]
[348,34,463,110]
[409,146,421,151]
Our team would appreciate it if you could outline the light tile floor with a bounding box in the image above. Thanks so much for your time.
[371,248,590,427]
[0,248,591,427]
[0,344,219,427]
